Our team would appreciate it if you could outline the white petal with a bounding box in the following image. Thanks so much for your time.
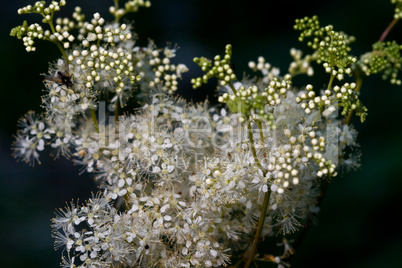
[262,184,268,192]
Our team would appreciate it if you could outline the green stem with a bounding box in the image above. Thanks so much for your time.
[52,40,69,62]
[113,0,124,22]
[327,74,335,91]
[90,108,99,132]
[247,121,263,170]
[45,12,69,62]
[114,99,120,135]
[258,124,265,145]
[228,81,238,95]
[344,73,363,125]
[114,99,119,122]
[244,189,272,268]
[244,120,271,268]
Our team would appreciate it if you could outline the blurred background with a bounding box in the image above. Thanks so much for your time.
[1,0,401,267]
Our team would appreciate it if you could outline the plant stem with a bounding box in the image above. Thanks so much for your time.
[90,108,99,132]
[52,40,69,62]
[244,120,271,268]
[244,189,271,268]
[257,121,265,145]
[345,18,397,124]
[344,73,363,125]
[114,99,120,136]
[45,12,69,62]
[247,121,263,170]
[228,81,238,95]
[287,12,398,266]
[292,50,364,261]
[327,74,335,91]
[379,18,399,42]
[113,0,123,22]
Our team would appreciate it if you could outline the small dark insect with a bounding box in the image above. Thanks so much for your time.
[144,245,149,249]
[42,59,73,88]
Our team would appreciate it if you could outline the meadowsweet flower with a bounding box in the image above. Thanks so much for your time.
[12,0,399,267]
[12,111,48,165]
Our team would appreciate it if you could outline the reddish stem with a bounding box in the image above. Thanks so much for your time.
[379,19,398,42]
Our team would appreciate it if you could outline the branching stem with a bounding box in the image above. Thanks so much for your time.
[45,12,69,62]
[244,120,271,268]
[113,0,121,22]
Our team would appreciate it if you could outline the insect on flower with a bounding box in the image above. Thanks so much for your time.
[42,58,73,88]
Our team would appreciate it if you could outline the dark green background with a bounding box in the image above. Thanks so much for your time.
[1,0,401,267]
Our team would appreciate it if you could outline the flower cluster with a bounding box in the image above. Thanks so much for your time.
[288,48,314,77]
[12,0,189,166]
[110,0,151,22]
[191,44,237,88]
[359,41,402,85]
[293,16,368,122]
[294,16,356,80]
[10,0,402,267]
[10,1,68,52]
[392,0,402,19]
